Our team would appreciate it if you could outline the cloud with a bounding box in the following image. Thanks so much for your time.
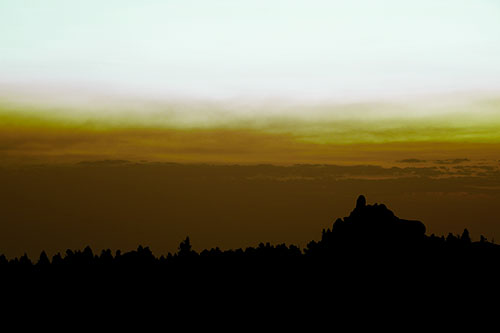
[2,101,500,167]
[434,158,470,165]
[77,160,131,166]
[397,159,427,163]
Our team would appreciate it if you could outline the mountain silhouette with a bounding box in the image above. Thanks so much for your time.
[323,195,425,246]
[2,194,500,316]
[0,194,497,268]
[1,194,499,290]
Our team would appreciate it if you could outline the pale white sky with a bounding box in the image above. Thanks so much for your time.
[1,0,500,104]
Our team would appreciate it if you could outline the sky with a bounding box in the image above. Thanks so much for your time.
[1,1,500,256]
[1,0,500,102]
[1,0,500,164]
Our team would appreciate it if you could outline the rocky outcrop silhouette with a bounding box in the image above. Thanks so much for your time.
[0,193,496,324]
[0,194,498,277]
[339,195,424,241]
[310,195,427,253]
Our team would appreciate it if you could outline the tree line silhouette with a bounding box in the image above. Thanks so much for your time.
[2,195,498,277]
[3,194,500,318]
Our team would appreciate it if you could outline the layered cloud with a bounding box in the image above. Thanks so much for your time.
[1,95,500,165]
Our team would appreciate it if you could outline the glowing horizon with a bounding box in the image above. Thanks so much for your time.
[1,1,499,169]
[1,95,500,167]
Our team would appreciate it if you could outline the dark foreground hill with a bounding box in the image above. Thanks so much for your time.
[2,195,499,273]
[2,195,500,317]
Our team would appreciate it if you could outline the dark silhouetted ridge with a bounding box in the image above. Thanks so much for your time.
[314,195,426,250]
[2,194,500,309]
